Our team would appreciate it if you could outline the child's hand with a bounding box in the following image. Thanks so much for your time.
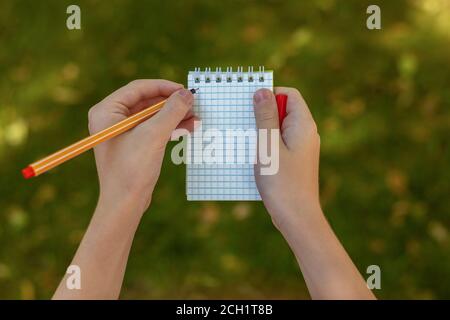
[54,80,196,300]
[88,79,195,214]
[253,87,321,227]
[253,88,376,300]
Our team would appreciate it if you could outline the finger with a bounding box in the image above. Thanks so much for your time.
[129,94,196,116]
[176,115,199,132]
[89,80,184,133]
[141,88,194,139]
[180,107,195,122]
[129,96,166,114]
[171,116,199,140]
[274,87,318,150]
[253,88,279,130]
[274,87,314,127]
[253,89,286,166]
[102,79,183,111]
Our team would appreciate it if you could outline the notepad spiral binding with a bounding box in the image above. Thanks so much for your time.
[191,66,267,84]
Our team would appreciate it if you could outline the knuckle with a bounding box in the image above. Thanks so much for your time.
[276,87,301,97]
[87,105,109,133]
[124,79,145,94]
[288,88,302,100]
[121,89,139,104]
[256,106,277,122]
[171,95,189,113]
[277,87,302,102]
[88,106,99,121]
[87,107,99,132]
[128,79,144,86]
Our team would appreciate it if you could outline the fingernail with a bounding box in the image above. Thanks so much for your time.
[178,89,193,104]
[254,89,271,104]
[193,118,201,130]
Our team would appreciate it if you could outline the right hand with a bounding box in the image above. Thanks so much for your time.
[253,87,321,227]
[88,80,195,216]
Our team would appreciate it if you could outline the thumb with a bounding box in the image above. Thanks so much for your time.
[253,89,279,130]
[142,88,194,138]
[253,89,285,168]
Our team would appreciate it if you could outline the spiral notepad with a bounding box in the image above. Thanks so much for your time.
[186,67,273,201]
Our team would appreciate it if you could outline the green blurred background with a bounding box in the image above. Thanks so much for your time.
[0,0,449,299]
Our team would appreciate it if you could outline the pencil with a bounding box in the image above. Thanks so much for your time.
[22,88,198,179]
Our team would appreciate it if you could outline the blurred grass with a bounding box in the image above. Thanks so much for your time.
[0,0,449,299]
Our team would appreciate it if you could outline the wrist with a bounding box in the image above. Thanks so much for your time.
[266,197,323,233]
[94,190,151,230]
[98,184,152,215]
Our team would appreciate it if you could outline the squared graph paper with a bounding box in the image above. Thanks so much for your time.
[186,69,273,201]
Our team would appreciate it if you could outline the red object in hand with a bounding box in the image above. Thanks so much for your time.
[276,94,288,127]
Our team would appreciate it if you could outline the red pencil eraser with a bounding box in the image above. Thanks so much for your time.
[22,166,35,179]
[276,94,288,127]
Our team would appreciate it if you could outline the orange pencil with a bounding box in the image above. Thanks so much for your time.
[22,88,198,179]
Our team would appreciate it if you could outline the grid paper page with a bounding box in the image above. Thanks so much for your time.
[186,69,273,201]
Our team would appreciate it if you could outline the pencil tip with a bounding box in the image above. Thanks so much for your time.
[190,88,199,94]
[22,166,35,179]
